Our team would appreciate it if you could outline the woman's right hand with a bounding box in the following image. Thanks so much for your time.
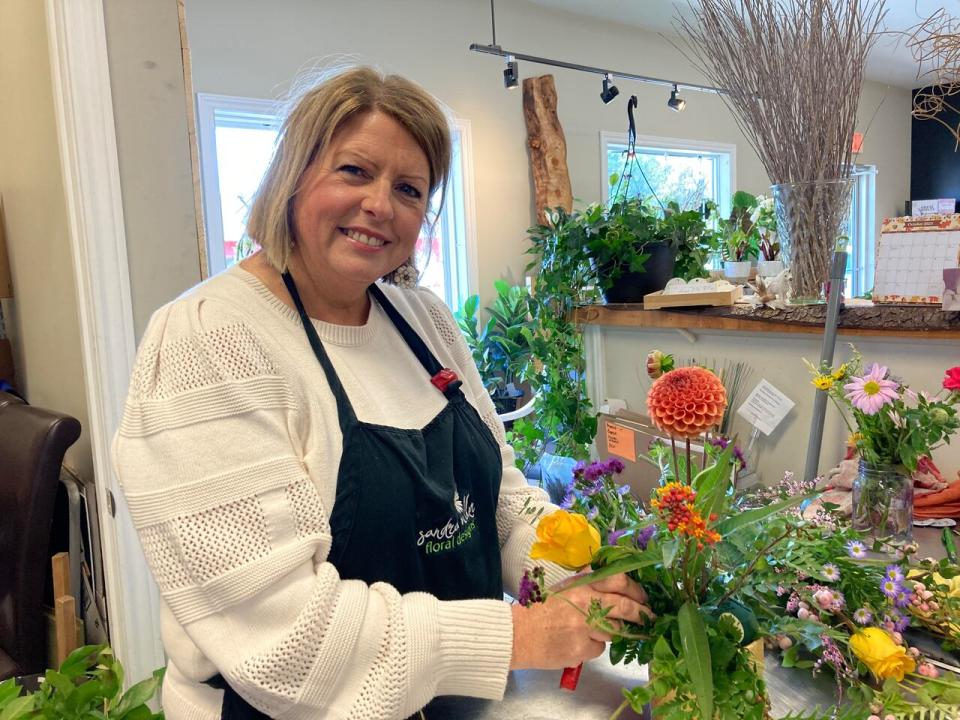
[509,572,653,670]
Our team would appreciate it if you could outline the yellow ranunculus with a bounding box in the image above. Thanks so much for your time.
[849,628,916,681]
[529,509,600,569]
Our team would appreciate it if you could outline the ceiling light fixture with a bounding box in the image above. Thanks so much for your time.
[667,84,687,112]
[503,55,519,90]
[600,73,620,104]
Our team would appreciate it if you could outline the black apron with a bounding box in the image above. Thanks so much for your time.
[206,274,504,718]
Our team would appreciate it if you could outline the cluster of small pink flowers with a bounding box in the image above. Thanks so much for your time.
[812,586,846,613]
[814,634,854,680]
[917,661,941,678]
[787,585,846,621]
[909,580,940,614]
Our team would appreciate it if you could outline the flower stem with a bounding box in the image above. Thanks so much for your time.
[670,438,680,483]
[609,699,630,720]
[685,438,693,485]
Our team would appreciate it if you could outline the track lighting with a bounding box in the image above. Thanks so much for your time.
[600,73,619,104]
[503,55,519,90]
[667,84,687,112]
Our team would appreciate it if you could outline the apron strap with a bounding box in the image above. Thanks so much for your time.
[281,271,357,429]
[368,284,463,398]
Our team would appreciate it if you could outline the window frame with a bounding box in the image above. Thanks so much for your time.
[599,132,736,216]
[195,93,477,309]
[846,164,877,298]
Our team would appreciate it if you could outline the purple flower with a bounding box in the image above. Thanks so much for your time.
[604,458,625,475]
[608,528,628,545]
[822,563,840,582]
[517,569,543,607]
[894,590,913,609]
[881,578,901,598]
[635,525,656,550]
[885,565,905,583]
[618,484,631,496]
[572,461,586,479]
[853,608,872,625]
[560,489,575,509]
[846,540,867,559]
[732,446,747,470]
[709,436,730,450]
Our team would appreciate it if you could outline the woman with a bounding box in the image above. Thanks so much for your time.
[114,66,650,719]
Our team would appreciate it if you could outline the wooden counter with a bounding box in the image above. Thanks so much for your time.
[573,303,960,340]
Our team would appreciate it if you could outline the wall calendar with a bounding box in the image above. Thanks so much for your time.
[874,214,960,304]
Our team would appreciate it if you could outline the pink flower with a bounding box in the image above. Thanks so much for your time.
[844,363,899,415]
[945,366,960,391]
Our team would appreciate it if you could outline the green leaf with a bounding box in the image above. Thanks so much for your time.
[677,602,713,720]
[114,673,162,717]
[661,538,679,567]
[0,696,34,720]
[58,644,104,679]
[41,670,74,699]
[715,493,812,535]
[0,681,22,708]
[563,549,660,592]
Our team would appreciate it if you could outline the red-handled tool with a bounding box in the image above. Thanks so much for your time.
[559,663,582,691]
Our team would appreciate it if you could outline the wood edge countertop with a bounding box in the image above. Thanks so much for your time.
[572,303,960,340]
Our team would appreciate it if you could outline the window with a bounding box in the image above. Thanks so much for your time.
[842,165,877,298]
[600,132,735,215]
[196,93,476,310]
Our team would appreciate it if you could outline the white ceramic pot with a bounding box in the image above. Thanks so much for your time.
[723,260,752,281]
[757,259,785,277]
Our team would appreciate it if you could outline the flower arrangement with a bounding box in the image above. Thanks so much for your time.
[521,356,960,719]
[806,349,960,539]
[805,348,960,473]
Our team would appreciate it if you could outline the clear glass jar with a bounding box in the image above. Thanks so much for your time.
[852,460,913,541]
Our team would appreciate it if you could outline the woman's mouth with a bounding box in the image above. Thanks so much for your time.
[341,227,388,248]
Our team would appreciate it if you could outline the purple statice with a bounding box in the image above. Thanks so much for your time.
[572,461,586,480]
[517,567,544,607]
[853,608,873,625]
[582,479,603,497]
[608,528,628,545]
[604,458,625,475]
[732,445,747,470]
[635,524,656,550]
[846,540,867,559]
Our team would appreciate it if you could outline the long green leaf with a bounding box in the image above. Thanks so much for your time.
[678,601,713,720]
[0,696,34,720]
[558,550,661,592]
[715,493,812,536]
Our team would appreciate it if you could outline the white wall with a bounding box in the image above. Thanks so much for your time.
[182,0,911,304]
[600,328,959,484]
[0,0,93,481]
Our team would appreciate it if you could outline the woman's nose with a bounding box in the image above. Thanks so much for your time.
[360,180,395,220]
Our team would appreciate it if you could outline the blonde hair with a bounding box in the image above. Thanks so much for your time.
[247,66,451,272]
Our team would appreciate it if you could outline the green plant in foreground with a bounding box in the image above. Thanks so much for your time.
[0,645,164,719]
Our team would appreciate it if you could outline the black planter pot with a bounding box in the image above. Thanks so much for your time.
[601,242,677,304]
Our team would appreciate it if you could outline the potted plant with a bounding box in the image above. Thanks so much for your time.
[753,195,783,276]
[580,192,674,303]
[706,192,761,282]
[661,201,713,281]
[455,280,534,416]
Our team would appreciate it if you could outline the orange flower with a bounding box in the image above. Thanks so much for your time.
[652,482,721,548]
[646,366,727,439]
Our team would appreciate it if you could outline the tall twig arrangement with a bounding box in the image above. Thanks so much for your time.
[675,0,885,300]
[909,9,960,151]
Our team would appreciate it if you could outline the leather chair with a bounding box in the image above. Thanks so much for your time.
[0,392,81,678]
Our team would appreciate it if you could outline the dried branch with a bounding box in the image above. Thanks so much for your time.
[908,9,960,151]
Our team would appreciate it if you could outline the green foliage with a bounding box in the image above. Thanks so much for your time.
[661,202,713,281]
[522,208,602,464]
[0,645,164,719]
[454,280,533,409]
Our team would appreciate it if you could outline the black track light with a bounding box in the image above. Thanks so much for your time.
[600,73,619,104]
[667,84,687,112]
[503,56,519,89]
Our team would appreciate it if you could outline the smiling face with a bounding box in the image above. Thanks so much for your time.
[290,110,430,301]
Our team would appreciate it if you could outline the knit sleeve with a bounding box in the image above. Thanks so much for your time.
[113,296,513,719]
[413,288,569,592]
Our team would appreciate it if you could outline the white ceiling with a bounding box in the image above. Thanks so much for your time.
[525,0,960,88]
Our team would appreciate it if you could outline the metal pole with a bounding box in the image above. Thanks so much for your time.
[803,251,848,482]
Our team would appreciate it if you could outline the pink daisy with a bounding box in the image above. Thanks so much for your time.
[843,363,899,415]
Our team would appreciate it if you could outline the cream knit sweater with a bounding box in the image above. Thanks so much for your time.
[113,265,563,720]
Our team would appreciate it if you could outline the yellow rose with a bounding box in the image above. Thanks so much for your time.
[849,628,916,681]
[529,509,600,569]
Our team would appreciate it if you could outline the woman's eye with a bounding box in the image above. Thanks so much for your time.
[397,183,423,200]
[339,164,366,177]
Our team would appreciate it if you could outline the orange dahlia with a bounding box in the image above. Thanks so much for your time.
[646,366,727,438]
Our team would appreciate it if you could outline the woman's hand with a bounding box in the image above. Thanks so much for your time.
[509,573,653,670]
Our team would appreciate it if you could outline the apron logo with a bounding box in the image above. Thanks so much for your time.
[417,492,477,555]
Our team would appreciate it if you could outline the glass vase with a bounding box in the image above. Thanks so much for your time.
[852,460,913,542]
[770,179,853,303]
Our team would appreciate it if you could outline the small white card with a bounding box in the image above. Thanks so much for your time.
[737,379,795,436]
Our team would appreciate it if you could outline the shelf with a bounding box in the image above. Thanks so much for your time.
[573,303,960,340]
